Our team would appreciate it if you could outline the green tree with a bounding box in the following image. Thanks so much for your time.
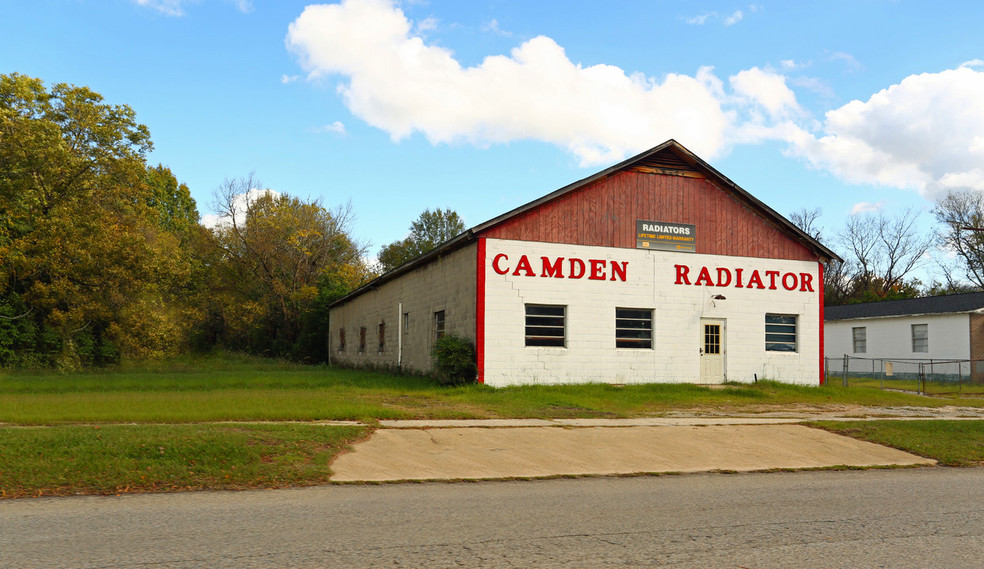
[207,175,370,357]
[0,73,198,367]
[377,208,465,272]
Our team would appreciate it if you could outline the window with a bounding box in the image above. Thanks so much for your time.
[616,308,653,349]
[403,312,410,333]
[338,329,346,353]
[912,323,928,353]
[434,310,446,340]
[358,326,366,353]
[378,321,385,353]
[852,327,866,353]
[765,314,797,352]
[525,304,566,347]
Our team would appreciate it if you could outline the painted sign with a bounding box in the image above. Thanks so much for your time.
[673,264,816,292]
[492,254,628,282]
[636,220,696,252]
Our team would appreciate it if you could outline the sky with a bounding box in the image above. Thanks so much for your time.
[3,0,984,267]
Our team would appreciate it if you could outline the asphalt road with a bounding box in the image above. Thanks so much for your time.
[3,468,983,568]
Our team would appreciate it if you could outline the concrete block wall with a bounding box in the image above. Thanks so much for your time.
[482,239,822,386]
[329,243,477,373]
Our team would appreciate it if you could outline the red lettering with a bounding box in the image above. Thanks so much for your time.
[589,259,607,280]
[799,272,815,292]
[782,272,798,291]
[569,258,586,279]
[765,270,780,290]
[747,270,765,289]
[716,268,732,287]
[735,268,744,288]
[610,261,628,282]
[675,265,691,285]
[513,255,535,277]
[541,256,564,278]
[492,253,509,275]
[695,266,714,286]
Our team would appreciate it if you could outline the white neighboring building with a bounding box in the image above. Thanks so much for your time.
[824,293,984,367]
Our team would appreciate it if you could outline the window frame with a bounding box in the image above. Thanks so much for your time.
[911,323,929,353]
[525,304,566,347]
[852,326,866,354]
[615,307,653,349]
[358,326,366,354]
[378,321,385,353]
[765,314,798,353]
[338,328,346,353]
[434,310,446,340]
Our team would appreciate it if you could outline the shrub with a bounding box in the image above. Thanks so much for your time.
[431,335,477,386]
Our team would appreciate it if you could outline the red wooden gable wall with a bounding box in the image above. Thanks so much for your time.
[479,168,816,262]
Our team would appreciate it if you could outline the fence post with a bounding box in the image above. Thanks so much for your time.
[842,354,848,387]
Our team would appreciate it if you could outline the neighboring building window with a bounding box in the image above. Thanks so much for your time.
[615,308,653,349]
[359,327,366,353]
[852,327,866,353]
[338,329,346,353]
[912,323,929,353]
[403,312,410,333]
[378,321,385,353]
[765,314,797,352]
[525,304,566,347]
[434,310,446,340]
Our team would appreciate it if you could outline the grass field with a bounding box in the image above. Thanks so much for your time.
[811,420,984,466]
[2,353,983,498]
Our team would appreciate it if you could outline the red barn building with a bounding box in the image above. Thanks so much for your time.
[329,140,839,386]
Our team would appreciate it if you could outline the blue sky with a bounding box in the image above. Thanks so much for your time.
[3,0,983,263]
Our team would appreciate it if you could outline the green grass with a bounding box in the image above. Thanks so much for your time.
[0,423,367,498]
[3,354,984,425]
[811,420,984,466]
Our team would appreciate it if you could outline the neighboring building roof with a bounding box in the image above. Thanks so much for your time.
[825,292,984,321]
[331,139,840,309]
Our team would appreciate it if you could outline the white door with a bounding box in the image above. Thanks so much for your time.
[699,319,726,384]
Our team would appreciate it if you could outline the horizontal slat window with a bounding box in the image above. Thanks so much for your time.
[765,314,797,352]
[525,304,566,347]
[616,308,653,349]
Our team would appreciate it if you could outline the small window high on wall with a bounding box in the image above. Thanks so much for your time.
[852,327,866,353]
[912,323,928,353]
[615,308,653,348]
[525,304,566,347]
[765,314,797,352]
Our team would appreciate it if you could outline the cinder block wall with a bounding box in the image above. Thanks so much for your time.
[329,243,477,374]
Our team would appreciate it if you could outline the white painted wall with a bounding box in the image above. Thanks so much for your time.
[825,313,971,361]
[482,239,822,387]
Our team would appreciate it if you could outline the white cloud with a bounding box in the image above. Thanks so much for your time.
[482,18,511,37]
[281,74,301,84]
[132,0,251,16]
[850,201,885,215]
[133,0,191,16]
[961,59,984,69]
[202,188,282,229]
[786,66,984,198]
[415,16,438,34]
[724,10,744,26]
[827,51,863,72]
[313,121,347,135]
[229,0,253,14]
[284,0,984,202]
[686,13,712,25]
[286,0,731,165]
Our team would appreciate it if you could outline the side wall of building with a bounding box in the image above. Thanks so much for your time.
[329,243,477,373]
[824,313,972,361]
[481,239,822,387]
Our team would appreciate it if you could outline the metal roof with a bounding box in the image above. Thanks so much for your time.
[825,292,984,321]
[330,140,841,308]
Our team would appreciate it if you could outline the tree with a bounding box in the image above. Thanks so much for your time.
[377,208,465,272]
[788,207,850,305]
[832,208,930,304]
[0,73,198,367]
[207,175,370,357]
[933,190,984,289]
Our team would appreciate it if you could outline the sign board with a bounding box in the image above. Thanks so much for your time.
[636,220,696,253]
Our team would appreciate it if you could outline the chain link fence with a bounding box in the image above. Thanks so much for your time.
[825,355,984,395]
